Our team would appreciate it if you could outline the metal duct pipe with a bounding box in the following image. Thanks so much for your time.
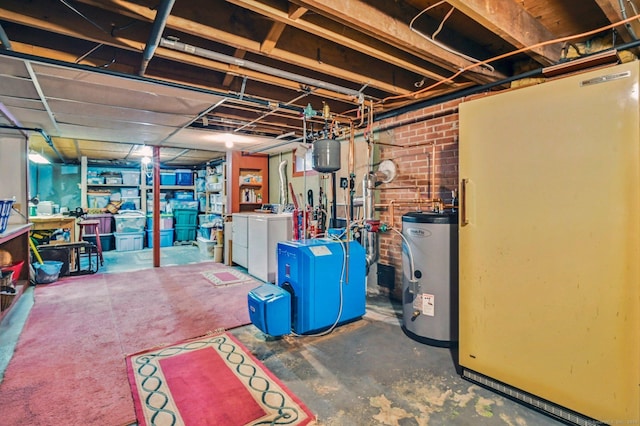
[618,0,638,40]
[278,160,287,205]
[363,173,378,269]
[0,24,12,50]
[0,125,66,163]
[160,38,362,98]
[139,0,175,76]
[330,172,338,228]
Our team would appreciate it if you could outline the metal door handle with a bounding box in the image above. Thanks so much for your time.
[461,178,469,226]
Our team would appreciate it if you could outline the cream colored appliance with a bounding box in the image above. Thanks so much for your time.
[248,213,292,283]
[459,61,640,425]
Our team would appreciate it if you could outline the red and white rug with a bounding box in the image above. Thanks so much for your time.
[201,267,253,287]
[126,332,315,426]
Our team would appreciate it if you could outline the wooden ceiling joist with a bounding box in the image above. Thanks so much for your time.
[72,0,413,96]
[227,0,457,86]
[290,0,504,84]
[447,0,562,66]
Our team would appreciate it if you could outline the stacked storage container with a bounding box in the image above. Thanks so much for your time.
[197,213,223,259]
[146,213,174,247]
[146,192,168,213]
[114,211,146,251]
[87,191,110,209]
[175,169,194,186]
[160,170,176,185]
[120,187,140,210]
[83,213,115,251]
[170,169,197,239]
[174,208,197,242]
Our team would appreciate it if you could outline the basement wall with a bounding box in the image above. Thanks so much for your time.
[376,99,461,301]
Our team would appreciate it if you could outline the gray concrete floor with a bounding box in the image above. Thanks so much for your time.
[230,298,564,426]
[0,245,564,425]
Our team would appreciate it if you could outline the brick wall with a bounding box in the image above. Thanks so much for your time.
[376,99,461,300]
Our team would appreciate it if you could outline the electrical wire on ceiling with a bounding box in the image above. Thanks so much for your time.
[75,43,103,64]
[59,0,110,34]
[409,0,495,73]
[380,9,640,106]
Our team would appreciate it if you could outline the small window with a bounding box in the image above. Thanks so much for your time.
[292,147,317,177]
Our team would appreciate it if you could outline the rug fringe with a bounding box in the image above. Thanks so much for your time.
[204,328,227,336]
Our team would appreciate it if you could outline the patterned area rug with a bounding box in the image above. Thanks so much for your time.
[126,333,315,426]
[202,267,253,287]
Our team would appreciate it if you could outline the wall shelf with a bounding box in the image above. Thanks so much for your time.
[87,183,139,188]
[205,164,226,215]
[229,151,268,213]
[0,134,30,323]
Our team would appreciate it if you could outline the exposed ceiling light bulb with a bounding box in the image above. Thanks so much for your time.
[141,156,152,165]
[28,151,50,164]
[225,140,234,149]
[139,145,153,156]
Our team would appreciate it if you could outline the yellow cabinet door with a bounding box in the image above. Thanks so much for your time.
[459,61,640,423]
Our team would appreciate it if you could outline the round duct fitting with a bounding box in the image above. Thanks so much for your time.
[376,159,397,184]
[312,139,341,173]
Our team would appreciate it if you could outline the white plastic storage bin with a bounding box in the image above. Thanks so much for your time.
[105,176,122,185]
[120,188,139,198]
[147,214,174,230]
[114,211,146,233]
[197,236,216,258]
[114,232,144,251]
[121,170,140,186]
[146,200,168,213]
[87,192,110,209]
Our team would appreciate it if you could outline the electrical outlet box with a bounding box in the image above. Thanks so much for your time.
[340,177,348,188]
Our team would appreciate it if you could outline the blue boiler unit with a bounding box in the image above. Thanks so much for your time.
[276,239,366,335]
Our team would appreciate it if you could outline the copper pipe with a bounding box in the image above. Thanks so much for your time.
[431,142,436,200]
[375,199,432,228]
[348,120,355,178]
[376,199,455,227]
[374,186,421,190]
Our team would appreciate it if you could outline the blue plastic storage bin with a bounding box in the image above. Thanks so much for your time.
[175,169,193,186]
[175,225,196,241]
[33,260,64,284]
[83,233,115,251]
[174,191,194,200]
[173,208,198,226]
[160,171,176,185]
[146,228,174,247]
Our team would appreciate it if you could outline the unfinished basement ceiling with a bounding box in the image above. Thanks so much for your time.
[0,0,638,165]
